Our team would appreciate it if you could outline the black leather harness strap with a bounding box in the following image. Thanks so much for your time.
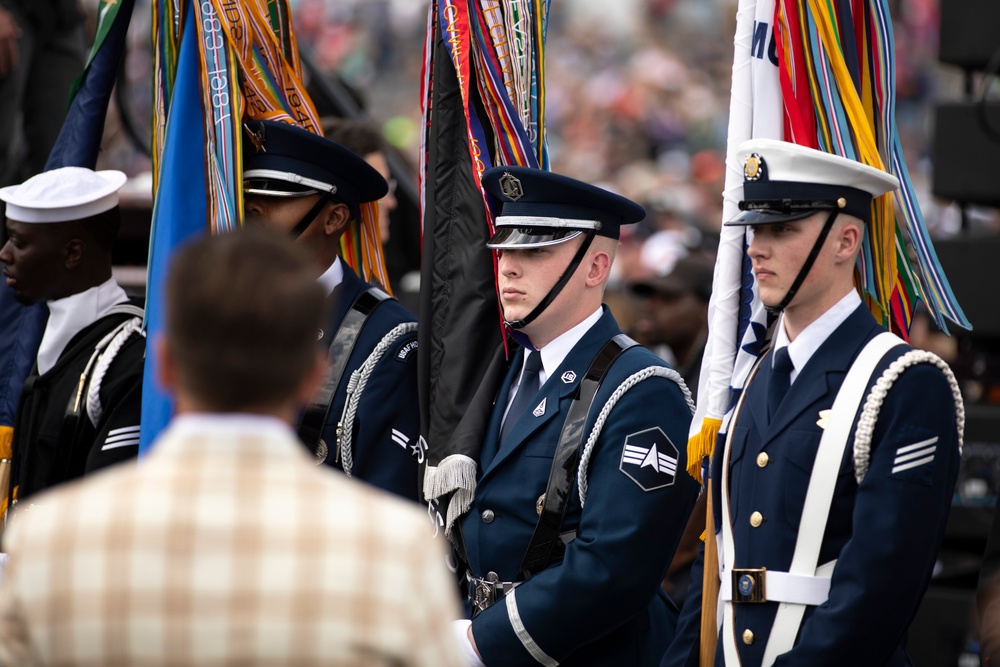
[297,287,390,454]
[517,333,638,579]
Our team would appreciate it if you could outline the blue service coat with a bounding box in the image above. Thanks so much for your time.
[665,304,960,667]
[462,307,700,666]
[314,264,422,502]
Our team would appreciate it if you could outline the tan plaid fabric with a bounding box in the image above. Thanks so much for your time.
[0,414,463,667]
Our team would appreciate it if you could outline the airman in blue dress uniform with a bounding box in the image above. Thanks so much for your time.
[242,120,421,501]
[441,166,700,666]
[664,140,962,667]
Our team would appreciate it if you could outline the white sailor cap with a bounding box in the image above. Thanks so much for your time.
[0,166,128,223]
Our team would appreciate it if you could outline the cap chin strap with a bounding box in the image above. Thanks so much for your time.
[506,231,596,331]
[289,190,336,239]
[767,209,840,314]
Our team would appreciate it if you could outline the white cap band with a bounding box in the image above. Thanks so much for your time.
[495,215,602,230]
[242,168,337,196]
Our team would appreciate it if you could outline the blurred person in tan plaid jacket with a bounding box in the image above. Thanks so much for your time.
[0,228,464,666]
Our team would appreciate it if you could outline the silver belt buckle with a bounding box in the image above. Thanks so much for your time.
[732,567,767,603]
[471,572,501,615]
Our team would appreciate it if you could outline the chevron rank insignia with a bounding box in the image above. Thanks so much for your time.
[620,427,678,491]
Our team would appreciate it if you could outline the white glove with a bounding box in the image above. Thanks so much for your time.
[451,619,487,667]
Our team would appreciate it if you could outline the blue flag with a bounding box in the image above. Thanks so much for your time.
[139,15,208,453]
[0,291,46,436]
[46,0,136,171]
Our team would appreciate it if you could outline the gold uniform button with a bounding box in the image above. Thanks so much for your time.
[756,452,769,467]
[750,511,763,528]
[743,629,754,645]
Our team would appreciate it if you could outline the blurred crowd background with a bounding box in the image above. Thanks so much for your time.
[101,0,1000,292]
[90,0,1000,430]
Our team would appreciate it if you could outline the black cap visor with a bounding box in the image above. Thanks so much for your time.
[725,197,855,226]
[486,228,584,249]
[725,206,822,226]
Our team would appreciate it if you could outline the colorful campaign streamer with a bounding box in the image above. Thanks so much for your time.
[688,0,971,482]
[142,0,345,451]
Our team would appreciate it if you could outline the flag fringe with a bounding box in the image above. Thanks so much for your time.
[423,454,478,538]
[686,417,722,483]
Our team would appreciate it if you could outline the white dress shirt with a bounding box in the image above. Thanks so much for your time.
[504,307,603,416]
[317,256,344,296]
[772,290,861,384]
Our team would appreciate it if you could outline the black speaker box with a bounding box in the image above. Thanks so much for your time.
[933,237,1000,337]
[932,102,1000,207]
[939,0,1000,71]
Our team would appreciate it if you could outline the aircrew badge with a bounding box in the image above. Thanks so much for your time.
[499,171,524,201]
[816,409,831,429]
[619,427,678,491]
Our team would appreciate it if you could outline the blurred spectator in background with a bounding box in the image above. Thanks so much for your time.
[0,0,86,187]
[628,253,713,396]
[322,115,398,241]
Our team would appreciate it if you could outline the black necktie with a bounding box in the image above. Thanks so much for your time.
[767,346,794,419]
[499,351,543,446]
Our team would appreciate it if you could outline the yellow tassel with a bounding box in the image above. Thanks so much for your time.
[686,417,722,483]
[0,426,11,460]
[0,426,13,524]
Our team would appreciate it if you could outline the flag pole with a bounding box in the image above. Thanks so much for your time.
[696,0,759,661]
